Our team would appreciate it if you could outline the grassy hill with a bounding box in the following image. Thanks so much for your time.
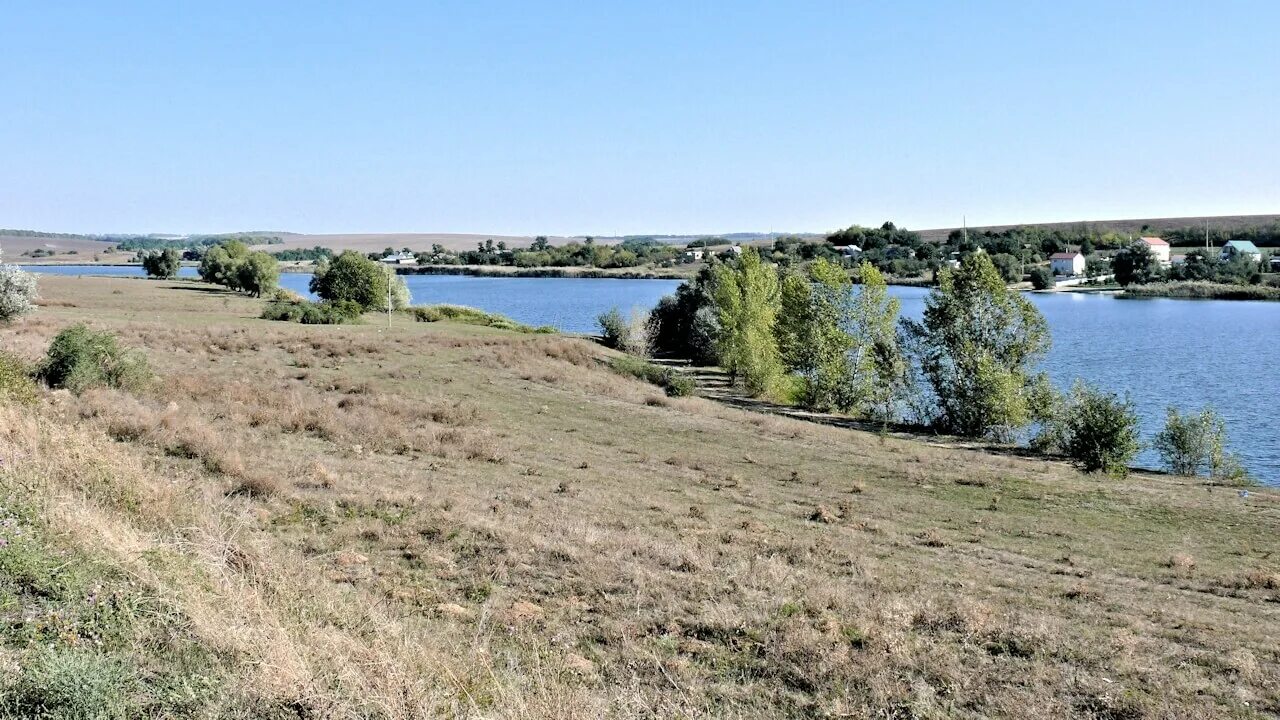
[0,275,1276,717]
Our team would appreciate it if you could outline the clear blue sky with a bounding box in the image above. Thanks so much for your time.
[2,1,1276,236]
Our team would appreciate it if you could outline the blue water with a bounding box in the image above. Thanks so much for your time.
[23,265,1280,483]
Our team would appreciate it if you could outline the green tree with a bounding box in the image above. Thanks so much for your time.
[902,252,1050,438]
[1112,241,1162,286]
[1062,382,1141,477]
[198,240,249,289]
[849,262,905,421]
[775,268,813,374]
[310,250,408,311]
[141,248,181,279]
[990,252,1022,283]
[235,252,279,297]
[711,248,783,398]
[1029,266,1054,290]
[776,259,853,411]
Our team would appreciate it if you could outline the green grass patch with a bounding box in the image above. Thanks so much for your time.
[609,356,694,397]
[409,304,555,334]
[0,483,225,717]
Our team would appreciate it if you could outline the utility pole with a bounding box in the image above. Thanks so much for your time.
[386,266,393,329]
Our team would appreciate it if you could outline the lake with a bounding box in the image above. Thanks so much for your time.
[22,265,1280,484]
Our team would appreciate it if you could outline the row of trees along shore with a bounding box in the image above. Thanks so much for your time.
[602,248,1251,482]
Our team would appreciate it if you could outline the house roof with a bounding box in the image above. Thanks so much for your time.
[1223,240,1261,253]
[1140,236,1169,246]
[1050,252,1083,260]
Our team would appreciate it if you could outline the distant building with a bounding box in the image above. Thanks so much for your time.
[1271,255,1280,272]
[682,249,704,262]
[725,245,743,255]
[836,244,863,258]
[1220,240,1262,263]
[1049,251,1086,276]
[381,251,417,265]
[1140,237,1171,265]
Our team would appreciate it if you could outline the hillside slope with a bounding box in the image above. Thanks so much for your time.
[0,276,1276,718]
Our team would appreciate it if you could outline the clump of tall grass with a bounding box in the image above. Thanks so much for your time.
[1120,281,1280,301]
[609,356,694,397]
[410,304,554,333]
[0,351,38,404]
[36,324,151,394]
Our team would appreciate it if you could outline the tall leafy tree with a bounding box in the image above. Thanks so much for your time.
[781,259,854,411]
[902,252,1050,438]
[711,248,783,398]
[849,262,905,421]
[142,248,181,279]
[1111,241,1162,286]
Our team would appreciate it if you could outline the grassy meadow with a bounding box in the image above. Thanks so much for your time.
[0,275,1277,718]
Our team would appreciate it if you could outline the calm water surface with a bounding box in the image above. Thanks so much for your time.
[25,266,1280,484]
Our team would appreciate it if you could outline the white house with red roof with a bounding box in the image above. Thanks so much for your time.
[1049,251,1086,276]
[1140,236,1171,265]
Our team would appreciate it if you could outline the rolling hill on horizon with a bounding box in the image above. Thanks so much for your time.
[3,212,1278,258]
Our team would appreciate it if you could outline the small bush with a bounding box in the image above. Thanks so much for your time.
[3,649,139,718]
[1062,383,1140,476]
[261,300,363,325]
[609,356,693,397]
[0,251,39,323]
[37,324,151,395]
[1153,406,1252,484]
[0,351,39,405]
[597,306,651,355]
[1029,267,1054,290]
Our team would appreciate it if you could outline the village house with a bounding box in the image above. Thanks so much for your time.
[837,244,863,258]
[725,244,743,255]
[681,249,704,262]
[1140,236,1171,265]
[1049,251,1086,276]
[1220,240,1263,263]
[380,251,417,265]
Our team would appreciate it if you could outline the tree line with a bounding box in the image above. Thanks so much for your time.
[607,248,1249,481]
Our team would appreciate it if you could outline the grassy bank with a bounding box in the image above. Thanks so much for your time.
[1,275,1278,717]
[1120,281,1280,301]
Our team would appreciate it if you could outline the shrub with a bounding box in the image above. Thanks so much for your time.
[0,249,38,323]
[1153,406,1251,483]
[1062,382,1141,477]
[609,356,694,397]
[141,248,181,279]
[1030,267,1054,290]
[0,351,39,405]
[261,300,363,325]
[37,324,151,394]
[597,307,650,355]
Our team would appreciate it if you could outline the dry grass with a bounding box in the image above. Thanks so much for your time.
[0,275,1278,718]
